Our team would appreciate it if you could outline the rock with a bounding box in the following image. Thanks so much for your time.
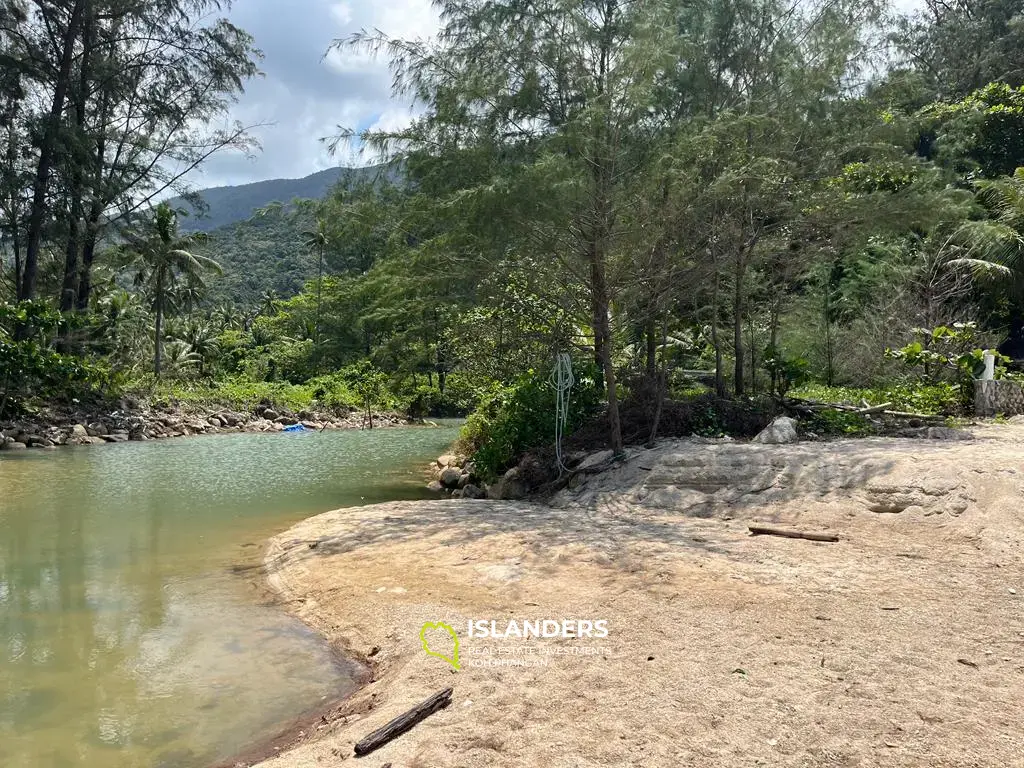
[752,416,799,445]
[71,424,89,438]
[262,408,279,421]
[493,467,528,500]
[463,484,485,499]
[439,466,463,489]
[22,434,47,447]
[101,434,129,443]
[208,416,223,428]
[927,426,974,441]
[437,454,457,468]
[458,472,471,489]
[274,415,298,426]
[86,422,108,437]
[427,480,444,492]
[220,412,240,427]
[577,449,615,471]
[2,441,27,451]
[451,489,464,499]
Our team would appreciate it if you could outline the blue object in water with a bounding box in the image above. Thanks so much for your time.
[282,423,307,433]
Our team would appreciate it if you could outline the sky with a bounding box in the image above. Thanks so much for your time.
[190,0,440,190]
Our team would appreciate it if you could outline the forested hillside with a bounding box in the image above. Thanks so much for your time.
[167,164,390,232]
[4,0,1024,476]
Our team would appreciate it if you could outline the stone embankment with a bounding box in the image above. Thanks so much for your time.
[0,402,408,451]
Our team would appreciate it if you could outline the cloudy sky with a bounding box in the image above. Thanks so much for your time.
[190,0,439,189]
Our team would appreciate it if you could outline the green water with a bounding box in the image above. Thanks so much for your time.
[0,424,460,768]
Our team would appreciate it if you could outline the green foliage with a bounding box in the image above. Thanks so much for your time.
[0,302,112,417]
[921,83,1024,177]
[458,363,602,480]
[803,409,873,436]
[885,324,1008,405]
[763,347,810,397]
[790,382,964,415]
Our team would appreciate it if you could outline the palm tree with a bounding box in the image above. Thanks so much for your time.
[303,216,330,353]
[259,289,280,317]
[943,169,1024,283]
[122,203,221,376]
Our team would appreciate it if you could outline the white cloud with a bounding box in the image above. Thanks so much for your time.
[186,0,439,190]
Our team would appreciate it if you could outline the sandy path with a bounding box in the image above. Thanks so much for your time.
[253,426,1024,767]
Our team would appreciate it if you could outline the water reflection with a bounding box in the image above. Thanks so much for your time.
[0,426,459,767]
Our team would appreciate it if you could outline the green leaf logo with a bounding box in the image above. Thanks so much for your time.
[420,621,460,671]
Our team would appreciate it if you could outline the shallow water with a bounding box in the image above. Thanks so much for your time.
[0,424,461,767]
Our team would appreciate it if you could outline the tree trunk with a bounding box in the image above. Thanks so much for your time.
[19,0,87,301]
[645,320,657,379]
[711,261,726,398]
[154,272,164,377]
[589,244,623,454]
[76,78,110,312]
[60,1,95,315]
[733,254,746,396]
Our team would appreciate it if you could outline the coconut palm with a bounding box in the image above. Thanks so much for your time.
[943,168,1024,285]
[303,216,330,352]
[122,203,221,376]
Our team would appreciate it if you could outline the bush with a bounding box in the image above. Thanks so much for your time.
[458,362,602,480]
[0,301,114,418]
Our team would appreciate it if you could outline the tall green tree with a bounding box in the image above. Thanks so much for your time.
[122,202,220,376]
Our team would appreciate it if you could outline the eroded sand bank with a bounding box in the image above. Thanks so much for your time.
[255,426,1024,767]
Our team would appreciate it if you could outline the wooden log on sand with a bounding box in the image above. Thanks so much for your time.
[354,687,453,757]
[748,526,839,543]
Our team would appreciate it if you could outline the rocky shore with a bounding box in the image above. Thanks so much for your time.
[0,401,410,451]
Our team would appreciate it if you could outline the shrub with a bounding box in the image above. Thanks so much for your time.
[0,301,113,418]
[458,362,602,480]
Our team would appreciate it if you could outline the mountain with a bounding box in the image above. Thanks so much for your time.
[169,164,387,232]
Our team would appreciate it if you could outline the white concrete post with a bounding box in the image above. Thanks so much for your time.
[983,351,996,381]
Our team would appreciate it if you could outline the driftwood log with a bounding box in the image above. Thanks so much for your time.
[748,525,840,543]
[782,397,941,420]
[354,687,453,757]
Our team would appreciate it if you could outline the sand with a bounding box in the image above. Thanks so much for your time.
[251,425,1024,767]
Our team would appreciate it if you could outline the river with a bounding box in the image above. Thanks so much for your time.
[0,423,461,767]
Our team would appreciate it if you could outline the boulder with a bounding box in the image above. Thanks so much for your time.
[458,472,471,489]
[439,466,463,489]
[219,412,240,427]
[577,449,615,471]
[262,408,280,421]
[752,416,799,445]
[463,484,486,499]
[208,416,223,428]
[86,422,108,437]
[2,441,27,451]
[437,454,457,468]
[492,467,528,500]
[101,434,129,443]
[70,424,89,438]
[274,415,298,426]
[427,480,444,492]
[927,426,974,441]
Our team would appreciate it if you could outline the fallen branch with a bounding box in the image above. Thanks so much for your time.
[354,687,453,757]
[748,525,839,543]
[856,402,893,415]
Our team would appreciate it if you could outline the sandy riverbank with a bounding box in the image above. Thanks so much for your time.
[251,425,1024,767]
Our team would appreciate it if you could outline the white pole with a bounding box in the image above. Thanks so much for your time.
[983,351,996,381]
